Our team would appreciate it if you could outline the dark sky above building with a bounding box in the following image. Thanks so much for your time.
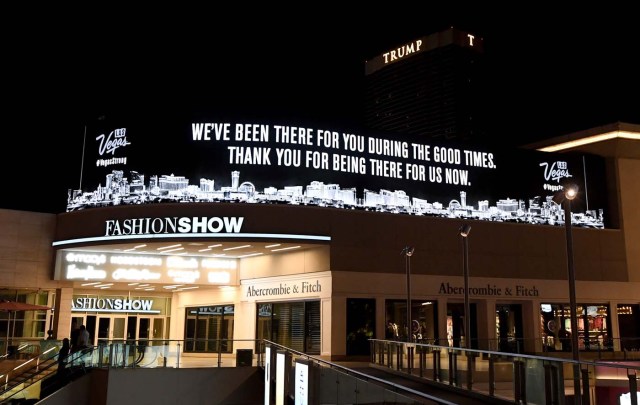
[4,8,639,214]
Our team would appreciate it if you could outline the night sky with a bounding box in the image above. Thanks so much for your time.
[4,9,639,214]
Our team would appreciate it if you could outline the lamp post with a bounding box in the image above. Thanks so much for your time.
[459,224,472,349]
[402,246,415,342]
[554,186,581,404]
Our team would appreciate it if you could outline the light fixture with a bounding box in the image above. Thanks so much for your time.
[236,252,263,258]
[271,246,300,252]
[537,130,640,152]
[458,224,471,349]
[157,244,182,251]
[401,246,415,341]
[459,224,472,238]
[159,247,185,254]
[223,245,251,251]
[554,184,582,405]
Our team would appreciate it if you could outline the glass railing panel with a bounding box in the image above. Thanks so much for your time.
[489,353,515,402]
[316,366,340,404]
[522,357,547,405]
[335,369,360,405]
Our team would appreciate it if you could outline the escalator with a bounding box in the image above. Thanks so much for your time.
[0,347,94,404]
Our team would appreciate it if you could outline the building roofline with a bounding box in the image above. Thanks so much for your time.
[524,122,640,152]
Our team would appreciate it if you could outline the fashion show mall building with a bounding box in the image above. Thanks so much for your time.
[1,29,639,361]
[2,118,638,360]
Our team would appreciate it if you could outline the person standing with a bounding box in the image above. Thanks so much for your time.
[70,322,80,352]
[57,338,70,375]
[77,325,90,349]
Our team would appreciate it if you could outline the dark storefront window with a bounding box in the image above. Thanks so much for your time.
[496,304,523,353]
[446,303,476,348]
[617,304,640,351]
[346,298,375,356]
[540,303,612,352]
[184,305,234,353]
[385,299,438,344]
[255,301,320,354]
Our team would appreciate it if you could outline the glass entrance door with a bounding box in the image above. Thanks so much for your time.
[138,317,150,345]
[97,316,127,346]
[97,317,110,346]
[152,318,164,340]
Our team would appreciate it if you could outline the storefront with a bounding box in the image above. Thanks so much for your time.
[69,294,172,346]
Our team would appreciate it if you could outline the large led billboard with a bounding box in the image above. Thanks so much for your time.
[68,116,608,228]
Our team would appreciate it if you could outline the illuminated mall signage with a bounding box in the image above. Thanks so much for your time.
[438,282,540,297]
[71,119,609,229]
[57,251,237,286]
[539,160,572,192]
[95,127,130,168]
[105,216,244,236]
[71,297,159,314]
[243,277,329,301]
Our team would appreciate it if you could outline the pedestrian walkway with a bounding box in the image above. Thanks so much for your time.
[337,361,512,405]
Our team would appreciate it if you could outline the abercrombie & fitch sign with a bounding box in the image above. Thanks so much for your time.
[105,216,244,236]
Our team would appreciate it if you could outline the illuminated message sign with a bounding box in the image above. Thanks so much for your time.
[57,251,237,285]
[70,118,608,229]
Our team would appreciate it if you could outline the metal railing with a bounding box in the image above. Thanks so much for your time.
[2,338,638,404]
[264,340,459,404]
[370,339,640,405]
[413,336,640,360]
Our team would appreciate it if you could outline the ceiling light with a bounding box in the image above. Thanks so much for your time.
[265,244,281,248]
[159,247,185,253]
[157,244,182,251]
[236,252,263,258]
[271,246,300,252]
[208,244,222,248]
[223,245,251,251]
[81,282,102,286]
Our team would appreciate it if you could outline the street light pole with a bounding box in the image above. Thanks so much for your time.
[402,246,415,342]
[562,188,582,405]
[459,225,472,349]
